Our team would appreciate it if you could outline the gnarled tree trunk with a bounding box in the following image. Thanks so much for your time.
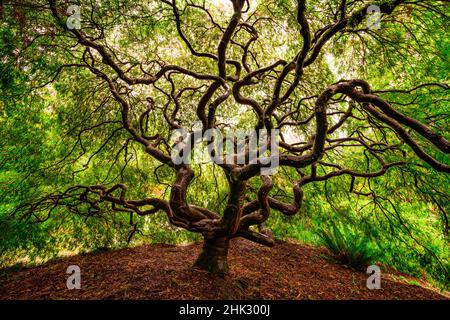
[194,237,230,275]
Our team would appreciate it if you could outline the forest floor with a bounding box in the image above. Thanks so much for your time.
[0,239,448,300]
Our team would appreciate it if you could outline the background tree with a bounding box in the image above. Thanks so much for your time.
[1,0,448,275]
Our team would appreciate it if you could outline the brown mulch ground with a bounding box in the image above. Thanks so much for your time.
[0,239,448,300]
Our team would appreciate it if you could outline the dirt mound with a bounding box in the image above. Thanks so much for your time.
[0,239,447,300]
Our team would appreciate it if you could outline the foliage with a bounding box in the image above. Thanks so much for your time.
[317,221,380,270]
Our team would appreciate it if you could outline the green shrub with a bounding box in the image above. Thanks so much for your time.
[317,222,381,270]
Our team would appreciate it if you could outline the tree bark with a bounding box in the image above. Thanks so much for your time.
[193,237,230,275]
